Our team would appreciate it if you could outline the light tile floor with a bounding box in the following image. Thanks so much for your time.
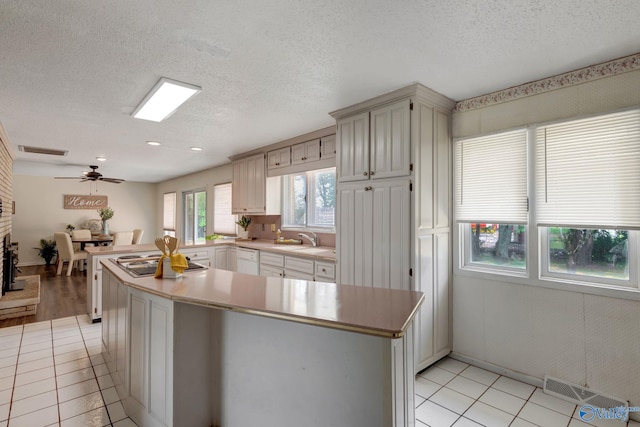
[1,316,638,427]
[416,357,640,427]
[0,315,137,427]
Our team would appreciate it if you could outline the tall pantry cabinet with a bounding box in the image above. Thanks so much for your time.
[330,84,455,372]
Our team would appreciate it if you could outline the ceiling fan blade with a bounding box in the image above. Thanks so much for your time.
[55,176,83,179]
[100,177,125,183]
[79,178,91,182]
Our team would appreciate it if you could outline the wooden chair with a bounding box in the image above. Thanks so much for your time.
[54,232,87,276]
[113,231,134,246]
[132,229,144,244]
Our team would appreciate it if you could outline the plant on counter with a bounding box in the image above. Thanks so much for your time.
[66,224,76,234]
[205,234,224,240]
[235,215,252,231]
[34,239,57,266]
[97,207,114,221]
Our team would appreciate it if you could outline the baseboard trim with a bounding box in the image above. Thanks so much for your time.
[448,352,544,388]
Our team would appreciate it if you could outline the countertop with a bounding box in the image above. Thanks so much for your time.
[101,259,423,339]
[85,239,336,262]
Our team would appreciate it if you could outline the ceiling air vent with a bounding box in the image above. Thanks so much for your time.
[18,145,68,156]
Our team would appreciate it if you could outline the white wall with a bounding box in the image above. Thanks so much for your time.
[451,67,640,416]
[155,163,233,240]
[13,175,157,266]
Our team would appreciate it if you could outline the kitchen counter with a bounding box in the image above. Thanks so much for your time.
[85,238,336,261]
[102,257,422,338]
[100,258,422,427]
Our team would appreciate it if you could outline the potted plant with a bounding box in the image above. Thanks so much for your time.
[235,215,252,240]
[66,224,76,235]
[34,239,57,266]
[97,206,114,235]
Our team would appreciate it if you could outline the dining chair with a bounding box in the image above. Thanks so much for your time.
[132,229,144,244]
[113,231,134,246]
[71,229,93,251]
[54,232,87,276]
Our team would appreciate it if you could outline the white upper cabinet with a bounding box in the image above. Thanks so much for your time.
[320,134,336,160]
[336,99,410,182]
[337,111,369,182]
[291,138,320,165]
[267,147,291,170]
[370,99,411,179]
[232,153,266,214]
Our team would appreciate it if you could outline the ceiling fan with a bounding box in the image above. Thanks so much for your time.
[55,165,125,183]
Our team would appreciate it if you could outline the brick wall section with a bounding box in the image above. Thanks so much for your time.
[0,124,14,298]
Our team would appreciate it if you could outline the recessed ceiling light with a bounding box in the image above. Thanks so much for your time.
[190,147,203,151]
[132,77,201,122]
[146,141,161,146]
[96,156,107,162]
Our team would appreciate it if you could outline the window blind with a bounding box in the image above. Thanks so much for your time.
[214,183,236,234]
[163,192,176,231]
[455,129,528,223]
[536,109,640,229]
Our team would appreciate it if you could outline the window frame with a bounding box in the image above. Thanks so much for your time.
[454,112,640,297]
[163,192,176,237]
[213,182,235,236]
[281,167,336,233]
[182,188,207,245]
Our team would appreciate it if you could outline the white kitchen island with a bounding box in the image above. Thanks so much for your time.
[100,259,423,427]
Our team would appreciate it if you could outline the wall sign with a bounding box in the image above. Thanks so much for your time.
[64,195,108,210]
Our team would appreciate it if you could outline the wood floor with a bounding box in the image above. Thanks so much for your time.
[0,265,88,328]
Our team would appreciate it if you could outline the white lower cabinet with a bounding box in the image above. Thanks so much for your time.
[259,251,334,281]
[337,178,411,289]
[102,267,175,427]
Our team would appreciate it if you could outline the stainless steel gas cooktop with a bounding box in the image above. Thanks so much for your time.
[114,254,207,277]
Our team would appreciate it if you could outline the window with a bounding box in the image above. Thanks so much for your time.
[535,109,640,286]
[213,183,235,235]
[455,109,640,290]
[163,192,176,237]
[455,130,528,271]
[282,168,335,230]
[183,189,206,245]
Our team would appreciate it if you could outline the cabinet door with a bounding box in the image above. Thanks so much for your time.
[291,139,321,165]
[284,269,315,280]
[260,265,283,278]
[245,153,266,213]
[228,248,237,271]
[337,178,410,290]
[232,158,247,213]
[267,147,291,169]
[370,99,411,179]
[337,112,369,182]
[215,248,228,270]
[320,134,336,160]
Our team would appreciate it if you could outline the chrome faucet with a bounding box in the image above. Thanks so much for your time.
[298,231,318,247]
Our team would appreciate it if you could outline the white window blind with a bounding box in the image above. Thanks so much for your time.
[163,192,176,231]
[455,129,528,223]
[536,109,640,229]
[214,183,235,235]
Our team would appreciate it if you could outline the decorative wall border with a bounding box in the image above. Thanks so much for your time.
[453,53,640,112]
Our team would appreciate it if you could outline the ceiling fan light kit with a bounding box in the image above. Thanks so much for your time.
[132,77,201,122]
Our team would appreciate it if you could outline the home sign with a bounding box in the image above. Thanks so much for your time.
[63,195,108,210]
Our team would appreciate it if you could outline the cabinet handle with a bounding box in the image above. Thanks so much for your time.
[370,171,375,176]
[364,186,372,191]
[243,208,247,211]
[322,268,326,272]
[333,150,336,154]
[363,171,368,176]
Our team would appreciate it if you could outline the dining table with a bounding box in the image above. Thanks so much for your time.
[72,235,113,251]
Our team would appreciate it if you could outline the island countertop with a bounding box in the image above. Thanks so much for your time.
[101,258,423,338]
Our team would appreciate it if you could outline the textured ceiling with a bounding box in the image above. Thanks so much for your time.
[2,0,640,183]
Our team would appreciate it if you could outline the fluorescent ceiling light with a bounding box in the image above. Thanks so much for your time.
[96,156,107,161]
[132,77,201,122]
[190,147,203,151]
[146,141,161,146]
